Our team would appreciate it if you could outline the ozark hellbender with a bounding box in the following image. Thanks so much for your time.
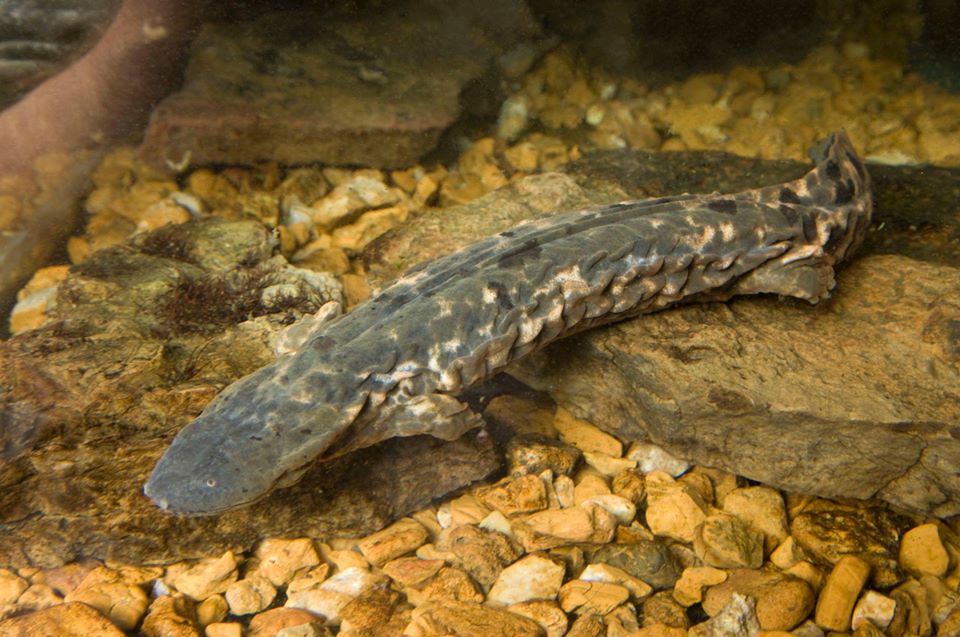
[146,132,872,514]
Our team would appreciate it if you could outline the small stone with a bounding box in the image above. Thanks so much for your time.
[487,553,565,607]
[0,568,28,607]
[625,443,690,476]
[504,433,580,478]
[574,472,612,505]
[447,493,493,526]
[722,487,789,554]
[254,538,322,587]
[581,494,637,525]
[702,568,815,631]
[899,523,949,577]
[28,560,101,597]
[205,622,242,637]
[673,567,728,607]
[612,468,646,505]
[356,517,428,566]
[286,564,332,597]
[769,536,807,570]
[275,623,330,637]
[478,474,548,516]
[285,567,387,625]
[555,475,575,508]
[635,624,687,637]
[784,561,824,592]
[645,471,709,543]
[553,408,622,456]
[642,591,690,628]
[497,97,530,142]
[694,512,764,569]
[382,558,445,589]
[196,595,228,627]
[790,619,825,637]
[814,555,871,632]
[64,567,150,631]
[507,600,568,637]
[447,524,522,589]
[309,175,400,230]
[167,551,238,601]
[404,599,543,636]
[851,590,896,631]
[565,613,605,637]
[583,451,636,477]
[224,575,276,615]
[514,502,616,551]
[580,563,653,600]
[141,595,199,637]
[888,578,932,637]
[338,585,402,632]
[479,510,515,537]
[0,601,126,636]
[331,205,408,251]
[689,593,760,637]
[590,541,683,590]
[405,567,483,606]
[559,579,630,615]
[248,608,325,637]
[14,584,62,613]
[504,141,539,172]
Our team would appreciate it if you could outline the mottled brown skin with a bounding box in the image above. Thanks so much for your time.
[145,132,872,514]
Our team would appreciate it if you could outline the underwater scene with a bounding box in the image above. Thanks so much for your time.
[0,0,959,635]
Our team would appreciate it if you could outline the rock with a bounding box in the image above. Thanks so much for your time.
[583,451,636,477]
[140,3,542,169]
[673,567,728,607]
[553,408,622,456]
[721,487,789,555]
[447,525,522,590]
[141,595,199,637]
[445,494,493,527]
[565,613,605,637]
[285,567,387,626]
[478,474,549,517]
[513,503,616,551]
[581,494,637,525]
[694,513,765,569]
[167,552,239,602]
[253,538,322,588]
[814,555,871,632]
[769,537,808,570]
[287,565,332,597]
[625,443,690,477]
[559,579,630,615]
[588,541,682,590]
[644,471,709,543]
[356,518,429,566]
[887,578,932,637]
[382,558,445,589]
[338,585,403,632]
[404,567,483,606]
[899,523,949,577]
[574,473,612,505]
[488,553,565,606]
[791,499,909,588]
[642,591,690,629]
[612,468,646,505]
[504,434,582,478]
[224,575,276,616]
[205,623,242,637]
[851,590,897,631]
[0,601,126,636]
[703,569,815,631]
[404,599,543,636]
[63,567,150,631]
[508,600,568,637]
[196,595,228,627]
[247,608,325,637]
[0,568,28,608]
[689,593,760,637]
[12,584,60,613]
[579,563,653,600]
[0,218,501,568]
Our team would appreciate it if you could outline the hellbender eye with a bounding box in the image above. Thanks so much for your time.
[205,478,217,488]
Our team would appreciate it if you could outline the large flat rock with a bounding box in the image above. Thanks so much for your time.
[140,1,541,168]
[366,151,960,516]
[0,218,500,568]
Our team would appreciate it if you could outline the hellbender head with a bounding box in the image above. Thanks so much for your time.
[145,361,344,514]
